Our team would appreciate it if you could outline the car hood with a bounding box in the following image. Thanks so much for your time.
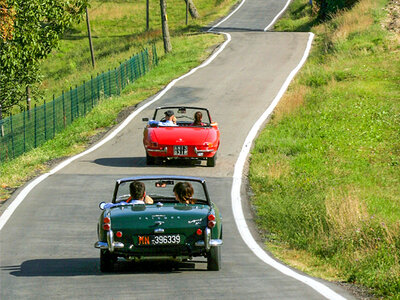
[151,127,211,145]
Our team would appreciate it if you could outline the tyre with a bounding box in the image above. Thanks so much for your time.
[207,246,221,271]
[100,250,115,272]
[207,153,217,167]
[146,153,155,165]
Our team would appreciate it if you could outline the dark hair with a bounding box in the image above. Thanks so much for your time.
[164,110,174,117]
[173,182,195,204]
[193,111,202,125]
[129,181,145,200]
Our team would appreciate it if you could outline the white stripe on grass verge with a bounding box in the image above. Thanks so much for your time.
[231,32,346,300]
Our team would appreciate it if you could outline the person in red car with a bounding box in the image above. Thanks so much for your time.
[191,111,205,126]
[148,110,177,127]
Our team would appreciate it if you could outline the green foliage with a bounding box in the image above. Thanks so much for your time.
[250,0,400,297]
[314,0,359,20]
[0,0,88,113]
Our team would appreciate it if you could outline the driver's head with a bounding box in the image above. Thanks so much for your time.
[129,181,146,200]
[164,110,174,120]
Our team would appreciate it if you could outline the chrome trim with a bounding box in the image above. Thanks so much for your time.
[94,241,124,250]
[194,147,214,154]
[154,228,165,233]
[204,227,211,251]
[147,147,167,153]
[107,230,114,252]
[195,239,223,247]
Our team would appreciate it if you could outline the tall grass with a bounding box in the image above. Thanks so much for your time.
[250,0,400,297]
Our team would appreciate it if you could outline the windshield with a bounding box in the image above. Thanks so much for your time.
[115,178,208,204]
[153,107,211,125]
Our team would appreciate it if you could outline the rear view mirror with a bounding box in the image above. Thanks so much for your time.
[178,107,186,113]
[155,180,174,187]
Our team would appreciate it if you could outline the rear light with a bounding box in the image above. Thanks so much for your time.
[208,214,216,228]
[116,231,122,238]
[103,216,111,231]
[196,228,203,235]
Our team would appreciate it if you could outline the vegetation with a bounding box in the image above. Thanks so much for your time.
[0,0,237,199]
[0,0,89,113]
[250,0,400,298]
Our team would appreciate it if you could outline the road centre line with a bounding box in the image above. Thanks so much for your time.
[0,3,346,299]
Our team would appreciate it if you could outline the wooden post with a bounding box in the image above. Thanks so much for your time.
[160,0,172,53]
[146,0,150,31]
[86,8,96,68]
[186,0,189,25]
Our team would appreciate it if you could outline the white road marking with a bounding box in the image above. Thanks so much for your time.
[0,2,347,299]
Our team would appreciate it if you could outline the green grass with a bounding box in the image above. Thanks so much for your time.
[0,0,238,199]
[249,0,400,298]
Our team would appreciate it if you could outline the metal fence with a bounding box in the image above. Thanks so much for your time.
[0,45,158,163]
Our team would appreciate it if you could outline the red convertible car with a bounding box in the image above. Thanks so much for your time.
[142,106,220,167]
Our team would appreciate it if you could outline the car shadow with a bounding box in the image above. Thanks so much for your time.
[1,258,206,277]
[93,157,209,168]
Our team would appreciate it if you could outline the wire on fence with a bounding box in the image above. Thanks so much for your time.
[0,46,158,163]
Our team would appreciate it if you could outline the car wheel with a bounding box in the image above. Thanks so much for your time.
[100,250,115,272]
[207,246,221,271]
[207,153,217,167]
[146,153,155,165]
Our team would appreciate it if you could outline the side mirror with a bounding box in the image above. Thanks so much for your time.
[99,202,106,210]
[142,117,149,122]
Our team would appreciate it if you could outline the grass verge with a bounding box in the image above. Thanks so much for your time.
[249,0,400,298]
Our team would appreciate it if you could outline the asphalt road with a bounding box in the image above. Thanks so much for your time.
[0,1,357,299]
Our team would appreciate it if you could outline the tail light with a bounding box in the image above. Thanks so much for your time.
[196,228,203,236]
[103,216,111,230]
[116,231,122,238]
[207,214,216,228]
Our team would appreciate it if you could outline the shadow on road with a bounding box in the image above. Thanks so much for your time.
[93,157,208,168]
[1,258,206,277]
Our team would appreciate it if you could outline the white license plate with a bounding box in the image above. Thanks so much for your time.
[174,146,188,156]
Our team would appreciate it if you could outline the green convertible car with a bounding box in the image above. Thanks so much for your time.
[94,175,223,272]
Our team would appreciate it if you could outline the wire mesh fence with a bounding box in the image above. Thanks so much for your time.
[0,45,158,163]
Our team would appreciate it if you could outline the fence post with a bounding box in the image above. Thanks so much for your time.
[75,85,79,118]
[83,80,86,115]
[34,104,37,148]
[10,113,14,159]
[23,109,26,152]
[53,95,55,138]
[91,75,94,108]
[70,87,73,123]
[44,100,47,141]
[62,90,66,128]
[0,104,3,137]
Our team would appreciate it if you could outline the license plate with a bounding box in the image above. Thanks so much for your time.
[137,234,181,246]
[174,146,188,156]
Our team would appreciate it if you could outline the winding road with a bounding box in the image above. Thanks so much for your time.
[1,0,357,299]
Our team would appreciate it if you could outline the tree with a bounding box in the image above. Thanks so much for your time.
[185,0,199,19]
[0,0,88,115]
[160,0,172,53]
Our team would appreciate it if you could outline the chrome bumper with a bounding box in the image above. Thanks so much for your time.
[94,230,124,252]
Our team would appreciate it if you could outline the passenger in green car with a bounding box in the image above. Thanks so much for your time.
[173,182,196,204]
[104,181,153,209]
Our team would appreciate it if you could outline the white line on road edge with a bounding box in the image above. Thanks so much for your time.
[264,0,292,31]
[231,32,346,300]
